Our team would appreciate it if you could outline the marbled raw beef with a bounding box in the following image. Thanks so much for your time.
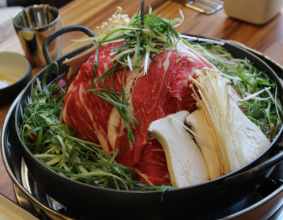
[62,40,213,185]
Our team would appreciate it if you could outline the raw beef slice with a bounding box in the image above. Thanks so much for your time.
[62,40,213,185]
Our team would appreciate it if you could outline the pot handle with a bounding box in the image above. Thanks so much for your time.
[215,150,283,197]
[43,25,96,64]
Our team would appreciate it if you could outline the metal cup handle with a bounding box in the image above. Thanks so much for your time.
[43,25,96,64]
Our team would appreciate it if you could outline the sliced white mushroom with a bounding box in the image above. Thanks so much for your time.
[229,98,271,163]
[147,110,209,188]
[218,75,270,163]
[186,110,222,180]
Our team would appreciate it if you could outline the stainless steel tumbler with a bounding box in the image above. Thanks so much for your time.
[13,5,61,67]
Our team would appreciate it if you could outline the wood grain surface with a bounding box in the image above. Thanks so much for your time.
[0,0,283,204]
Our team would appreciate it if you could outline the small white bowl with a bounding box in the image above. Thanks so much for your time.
[0,52,31,105]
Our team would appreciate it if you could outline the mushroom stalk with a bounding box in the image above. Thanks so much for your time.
[186,109,222,180]
[147,111,209,188]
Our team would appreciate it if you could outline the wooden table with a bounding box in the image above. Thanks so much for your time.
[1,0,283,205]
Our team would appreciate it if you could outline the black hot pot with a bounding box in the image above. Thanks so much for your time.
[6,25,283,220]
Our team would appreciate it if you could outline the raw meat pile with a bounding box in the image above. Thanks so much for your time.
[62,41,214,185]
